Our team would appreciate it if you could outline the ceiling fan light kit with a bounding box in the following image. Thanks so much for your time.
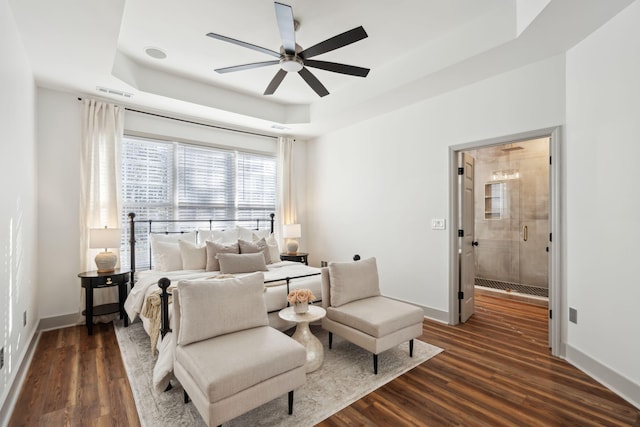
[207,2,369,97]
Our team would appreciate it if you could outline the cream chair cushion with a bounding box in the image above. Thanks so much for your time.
[175,326,305,402]
[328,257,380,307]
[326,295,424,338]
[177,272,268,346]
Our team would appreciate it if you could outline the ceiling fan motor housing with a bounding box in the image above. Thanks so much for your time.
[280,55,303,72]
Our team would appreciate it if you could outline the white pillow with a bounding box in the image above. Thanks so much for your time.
[149,231,197,270]
[213,228,238,243]
[236,226,256,242]
[328,257,381,307]
[265,234,281,263]
[153,241,183,271]
[179,240,206,270]
[176,272,268,346]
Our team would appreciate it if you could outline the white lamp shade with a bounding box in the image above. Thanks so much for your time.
[89,227,121,249]
[283,224,301,239]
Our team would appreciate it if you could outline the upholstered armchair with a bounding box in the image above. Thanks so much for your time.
[172,272,307,427]
[321,257,424,374]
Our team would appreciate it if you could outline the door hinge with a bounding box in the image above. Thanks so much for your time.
[458,229,464,237]
[549,309,552,319]
[458,167,464,175]
[549,233,552,242]
[549,156,552,165]
[458,291,464,300]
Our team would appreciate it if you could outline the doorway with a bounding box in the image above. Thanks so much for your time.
[469,137,549,305]
[449,128,562,356]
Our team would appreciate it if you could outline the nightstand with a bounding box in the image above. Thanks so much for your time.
[280,252,309,265]
[78,269,130,335]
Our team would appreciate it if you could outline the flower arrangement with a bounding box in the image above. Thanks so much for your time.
[287,288,316,305]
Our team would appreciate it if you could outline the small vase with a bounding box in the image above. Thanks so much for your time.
[294,301,309,314]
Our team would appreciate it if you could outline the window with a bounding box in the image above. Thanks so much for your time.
[120,135,276,269]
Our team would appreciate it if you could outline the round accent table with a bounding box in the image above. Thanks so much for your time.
[278,305,326,373]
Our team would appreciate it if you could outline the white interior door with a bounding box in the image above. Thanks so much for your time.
[459,152,475,322]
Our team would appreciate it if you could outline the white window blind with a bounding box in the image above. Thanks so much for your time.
[120,135,276,270]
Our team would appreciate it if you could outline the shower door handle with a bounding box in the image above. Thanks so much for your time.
[523,225,528,242]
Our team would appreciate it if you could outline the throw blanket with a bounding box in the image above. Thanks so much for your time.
[141,287,174,354]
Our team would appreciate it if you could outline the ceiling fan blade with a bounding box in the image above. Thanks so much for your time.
[215,60,279,74]
[298,67,329,97]
[264,69,288,95]
[304,60,370,77]
[300,26,368,59]
[206,32,281,58]
[274,2,296,55]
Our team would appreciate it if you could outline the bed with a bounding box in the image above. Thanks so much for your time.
[122,213,322,392]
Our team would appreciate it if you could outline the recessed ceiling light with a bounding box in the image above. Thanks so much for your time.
[145,47,167,59]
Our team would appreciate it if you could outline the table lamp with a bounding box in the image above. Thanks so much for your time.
[283,224,301,254]
[89,227,121,273]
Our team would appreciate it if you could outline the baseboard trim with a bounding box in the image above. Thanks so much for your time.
[0,328,40,426]
[566,343,640,410]
[386,296,449,324]
[38,312,82,331]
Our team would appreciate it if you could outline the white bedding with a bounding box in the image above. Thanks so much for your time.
[123,261,322,392]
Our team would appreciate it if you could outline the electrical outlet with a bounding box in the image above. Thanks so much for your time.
[0,347,4,370]
[23,310,27,327]
[569,307,577,324]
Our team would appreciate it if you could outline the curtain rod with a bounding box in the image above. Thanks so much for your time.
[77,97,278,139]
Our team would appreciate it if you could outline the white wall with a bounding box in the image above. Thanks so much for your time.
[0,0,38,417]
[306,55,565,319]
[565,0,640,405]
[36,89,83,320]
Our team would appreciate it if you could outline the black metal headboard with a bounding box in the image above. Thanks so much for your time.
[127,212,275,281]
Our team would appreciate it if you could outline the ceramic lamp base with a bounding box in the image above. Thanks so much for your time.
[286,240,299,254]
[95,251,117,273]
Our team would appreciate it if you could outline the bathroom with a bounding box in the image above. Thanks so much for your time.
[466,137,550,305]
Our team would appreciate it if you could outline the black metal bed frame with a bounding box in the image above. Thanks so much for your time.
[126,212,320,339]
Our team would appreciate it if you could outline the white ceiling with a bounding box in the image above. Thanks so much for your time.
[8,0,635,138]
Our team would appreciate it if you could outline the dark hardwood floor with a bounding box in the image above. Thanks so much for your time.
[9,295,640,426]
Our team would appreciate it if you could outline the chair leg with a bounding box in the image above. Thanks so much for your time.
[183,390,190,404]
[328,332,333,349]
[288,390,294,415]
[410,339,414,357]
[373,354,378,375]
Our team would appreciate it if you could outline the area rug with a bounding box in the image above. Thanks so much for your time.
[114,320,443,426]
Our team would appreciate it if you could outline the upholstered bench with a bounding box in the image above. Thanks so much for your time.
[321,257,424,374]
[173,273,306,427]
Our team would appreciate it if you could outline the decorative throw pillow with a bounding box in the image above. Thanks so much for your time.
[179,240,206,270]
[218,252,268,274]
[265,234,281,264]
[205,240,239,271]
[150,231,197,270]
[176,272,268,346]
[153,241,183,272]
[328,257,381,307]
[238,238,272,264]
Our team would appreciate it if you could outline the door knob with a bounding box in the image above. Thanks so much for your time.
[472,241,479,247]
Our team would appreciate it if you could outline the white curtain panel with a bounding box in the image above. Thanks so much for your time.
[79,99,125,321]
[277,136,296,248]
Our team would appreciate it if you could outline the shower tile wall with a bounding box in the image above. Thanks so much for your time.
[470,138,549,288]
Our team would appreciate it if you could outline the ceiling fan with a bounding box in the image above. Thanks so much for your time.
[206,2,370,97]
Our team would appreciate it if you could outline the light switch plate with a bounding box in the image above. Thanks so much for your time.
[431,219,446,230]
